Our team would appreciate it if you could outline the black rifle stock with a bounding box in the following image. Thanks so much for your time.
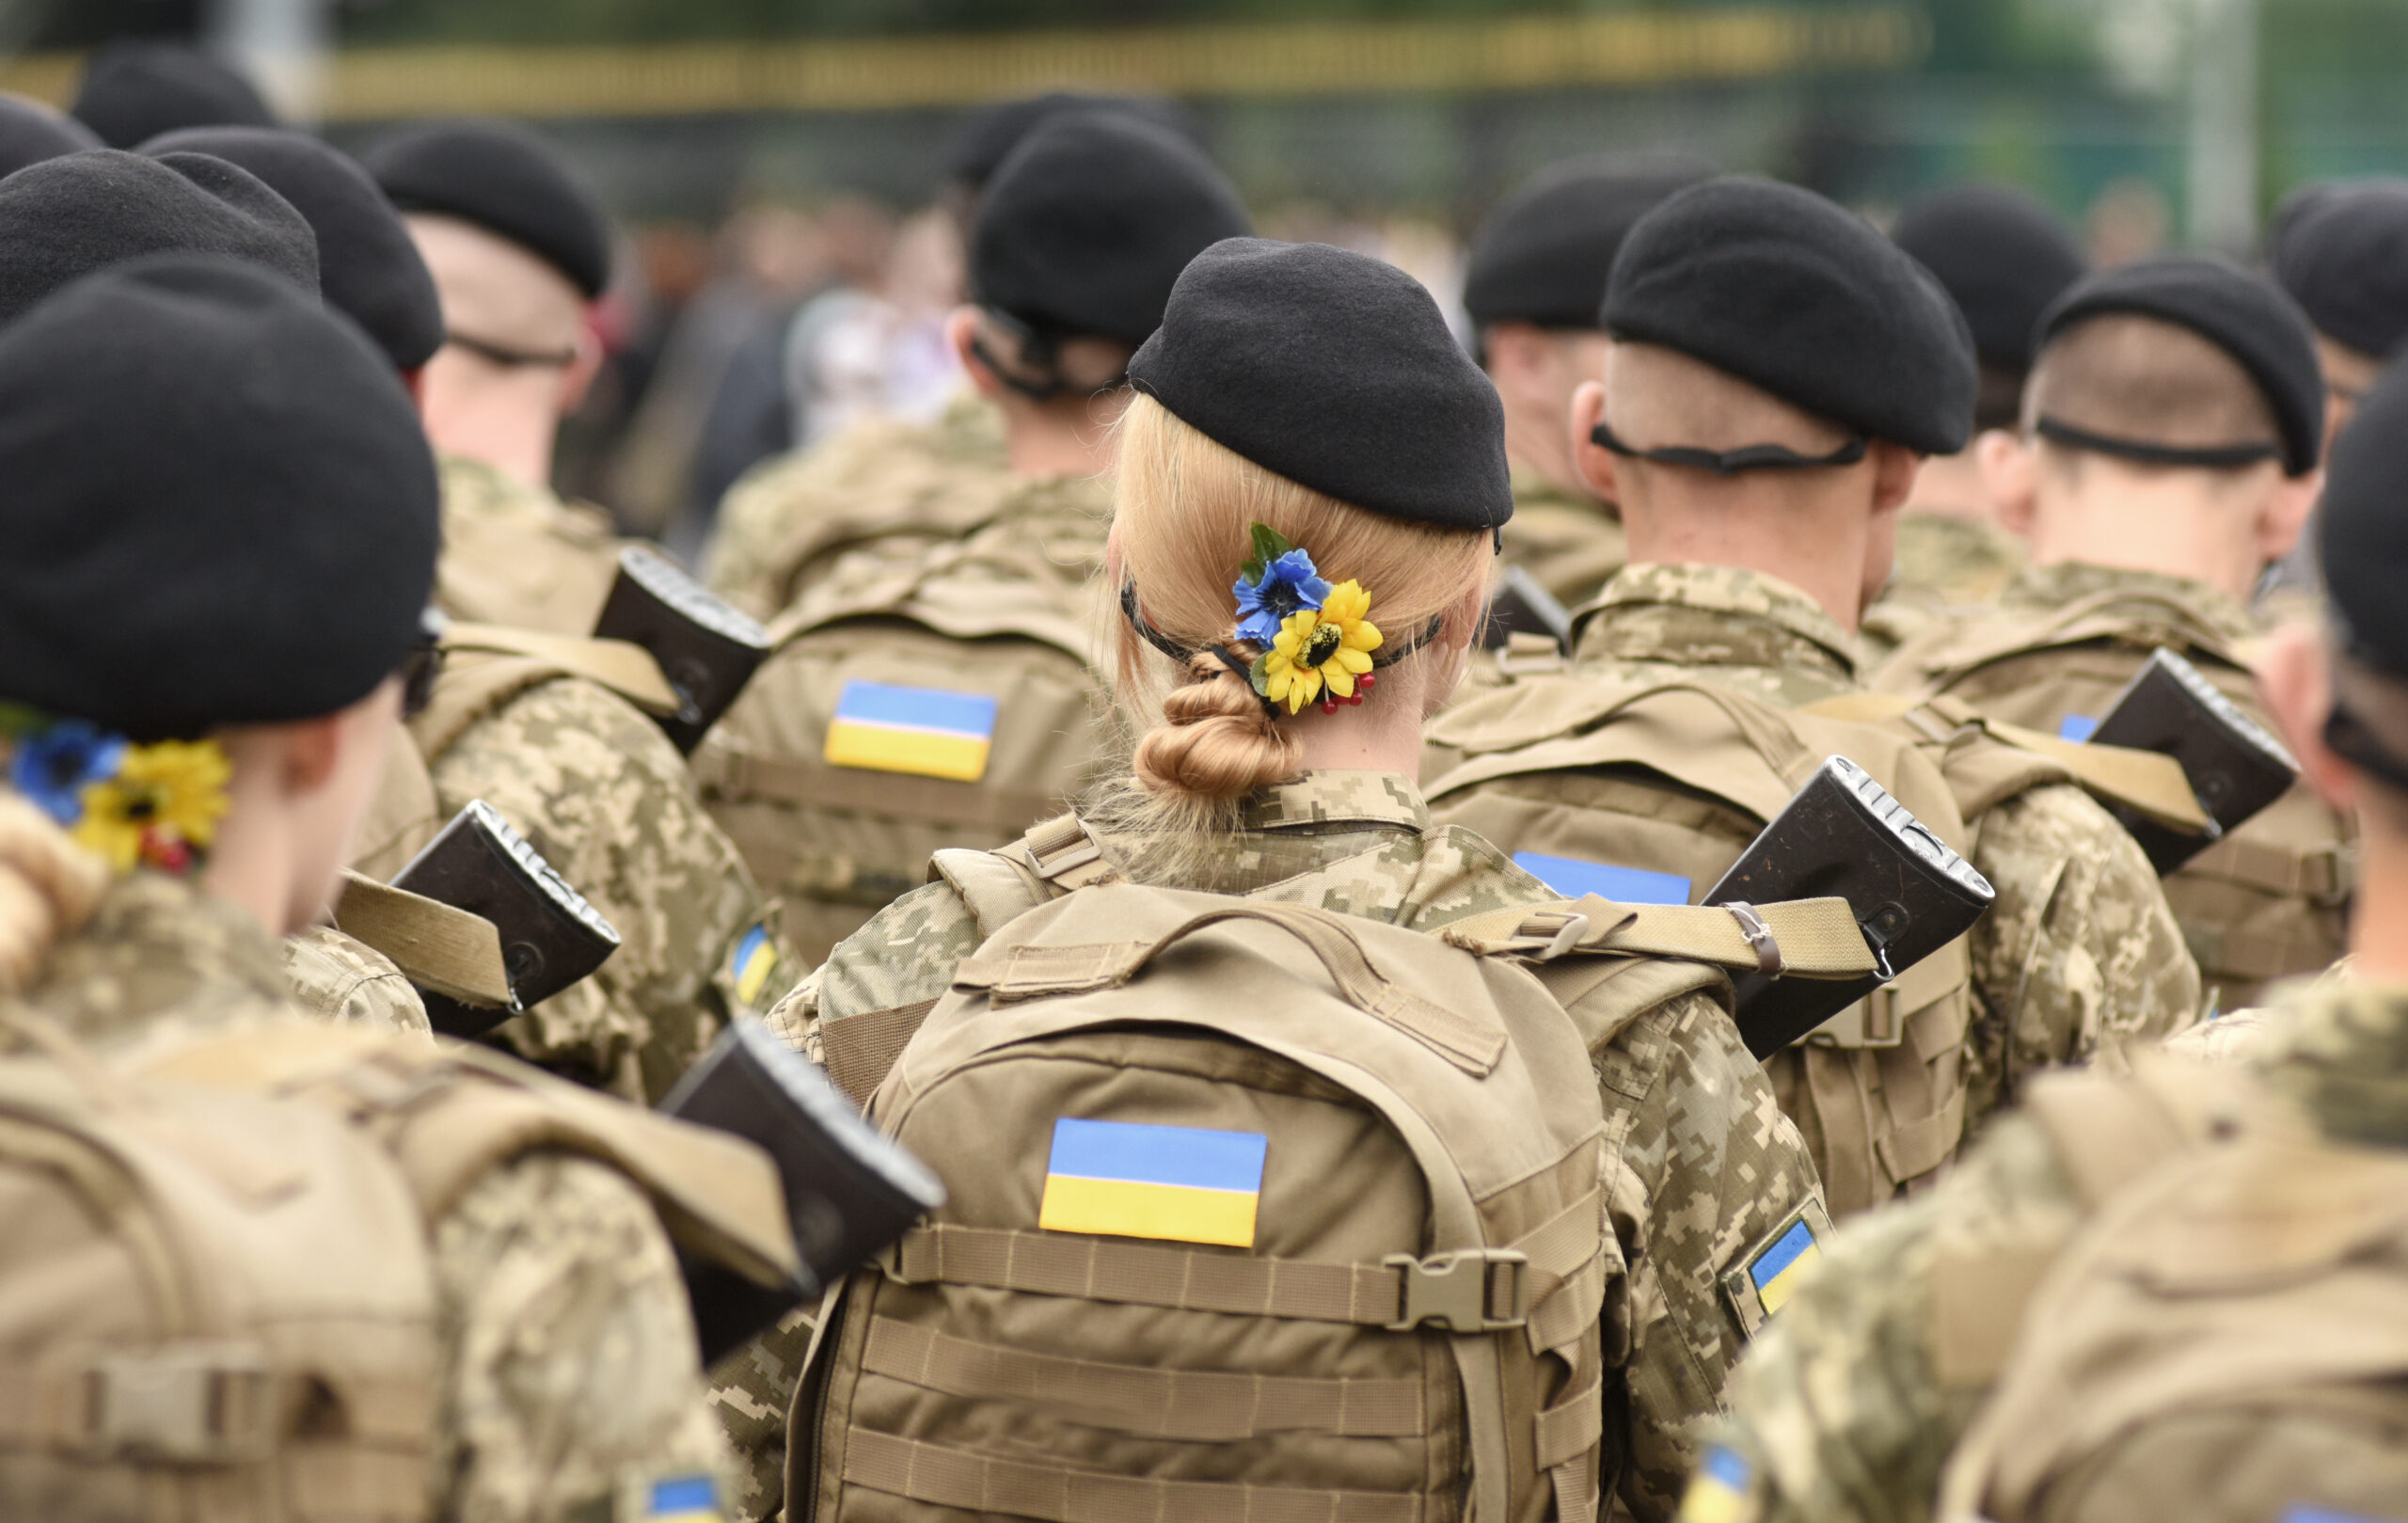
[593,546,772,753]
[390,801,621,1038]
[1479,563,1575,652]
[1703,756,1996,1059]
[2083,647,2299,875]
[657,1020,946,1364]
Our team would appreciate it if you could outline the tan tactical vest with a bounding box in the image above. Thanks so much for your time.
[1931,1058,2408,1523]
[789,862,1873,1523]
[693,542,1111,965]
[0,1017,796,1523]
[1424,677,2203,1217]
[1883,584,2353,1008]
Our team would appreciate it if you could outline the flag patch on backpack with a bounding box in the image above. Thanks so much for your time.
[1038,1118,1266,1247]
[642,1473,719,1521]
[824,680,998,782]
[2057,713,2099,742]
[1512,850,1692,905]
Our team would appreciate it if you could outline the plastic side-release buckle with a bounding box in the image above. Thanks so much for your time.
[1384,1248,1531,1332]
[81,1342,278,1464]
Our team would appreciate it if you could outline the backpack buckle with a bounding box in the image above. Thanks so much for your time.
[81,1342,278,1463]
[1384,1249,1530,1332]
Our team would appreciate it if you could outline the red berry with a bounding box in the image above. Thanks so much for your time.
[1358,673,1376,688]
[1321,699,1339,715]
[1347,693,1363,706]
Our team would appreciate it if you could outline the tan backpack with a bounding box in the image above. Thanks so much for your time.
[1879,583,2353,1008]
[694,541,1112,965]
[1933,1059,2408,1523]
[788,871,1875,1523]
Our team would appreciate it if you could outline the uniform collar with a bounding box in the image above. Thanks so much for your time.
[1572,562,1863,681]
[2261,976,2408,1148]
[2002,561,2260,644]
[1240,769,1433,833]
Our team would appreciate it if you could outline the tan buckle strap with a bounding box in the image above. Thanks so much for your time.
[61,1343,280,1464]
[1720,901,1785,976]
[439,622,679,713]
[842,1428,1424,1523]
[1383,1249,1530,1333]
[1006,813,1118,891]
[816,998,937,1105]
[1440,896,1877,980]
[862,1316,1428,1439]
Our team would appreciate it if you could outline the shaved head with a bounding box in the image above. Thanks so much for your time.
[2026,312,2281,458]
[1603,341,1857,456]
[404,211,583,356]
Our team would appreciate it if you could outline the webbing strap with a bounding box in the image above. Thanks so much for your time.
[1001,813,1121,892]
[699,747,1061,833]
[1441,896,1876,979]
[2185,831,2353,900]
[888,1225,1405,1325]
[1525,1251,1607,1357]
[955,903,1508,1077]
[1537,1377,1606,1523]
[861,1317,1428,1440]
[437,623,679,713]
[817,999,938,1105]
[842,1429,1424,1523]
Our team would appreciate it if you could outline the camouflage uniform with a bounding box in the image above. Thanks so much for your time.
[436,452,627,636]
[13,863,737,1523]
[1858,515,2027,665]
[1499,463,1629,611]
[715,769,1825,1522]
[417,668,805,1103]
[1442,564,2197,1193]
[1876,561,2353,1008]
[1693,974,2408,1523]
[279,924,434,1035]
[703,392,1013,622]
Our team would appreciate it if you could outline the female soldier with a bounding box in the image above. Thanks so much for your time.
[754,238,1829,1522]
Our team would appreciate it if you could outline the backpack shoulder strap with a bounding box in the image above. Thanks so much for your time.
[408,632,676,765]
[927,813,1120,942]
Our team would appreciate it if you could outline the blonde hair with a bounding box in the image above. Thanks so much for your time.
[1103,394,1491,842]
[0,794,107,993]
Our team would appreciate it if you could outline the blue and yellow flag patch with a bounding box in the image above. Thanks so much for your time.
[824,679,998,783]
[2058,713,2100,742]
[1038,1118,1267,1248]
[1748,1219,1820,1314]
[1513,850,1692,905]
[643,1474,720,1522]
[730,923,776,1006]
[1720,1198,1830,1336]
[1676,1446,1757,1523]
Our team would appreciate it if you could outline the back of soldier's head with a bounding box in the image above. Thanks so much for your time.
[70,40,277,150]
[2315,356,2408,824]
[1462,151,1713,340]
[944,90,1200,198]
[2027,314,2282,475]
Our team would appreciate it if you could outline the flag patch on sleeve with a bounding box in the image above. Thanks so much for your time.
[824,680,998,783]
[730,922,776,1005]
[1677,1446,1757,1523]
[1513,850,1692,905]
[1038,1118,1267,1248]
[1719,1198,1833,1337]
[643,1473,720,1521]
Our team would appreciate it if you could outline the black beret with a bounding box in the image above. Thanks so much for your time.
[1890,183,2087,371]
[70,40,277,151]
[2321,356,2408,673]
[945,90,1201,191]
[1602,176,1977,455]
[972,112,1250,347]
[0,150,317,330]
[1129,238,1512,531]
[1462,152,1713,330]
[0,91,99,180]
[0,255,437,739]
[364,119,610,297]
[2271,183,2408,360]
[2038,257,2324,476]
[143,126,443,371]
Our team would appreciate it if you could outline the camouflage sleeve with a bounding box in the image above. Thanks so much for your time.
[810,879,983,1026]
[278,926,433,1036]
[431,1150,736,1523]
[1595,989,1825,1521]
[700,453,811,620]
[1965,783,2201,1115]
[428,677,805,1103]
[1695,1116,2083,1523]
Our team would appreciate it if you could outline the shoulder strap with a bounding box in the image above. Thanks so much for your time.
[1436,895,1877,979]
[927,813,1120,942]
[438,623,680,713]
[326,870,513,1008]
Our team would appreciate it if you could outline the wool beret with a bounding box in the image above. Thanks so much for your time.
[2038,257,2324,476]
[0,91,99,180]
[0,255,438,740]
[71,41,277,150]
[945,90,1200,192]
[2271,182,2408,360]
[1890,183,2087,371]
[364,119,610,297]
[1129,238,1512,531]
[1602,176,1977,455]
[1462,152,1712,330]
[144,126,443,371]
[973,112,1250,347]
[0,150,317,330]
[2321,356,2408,673]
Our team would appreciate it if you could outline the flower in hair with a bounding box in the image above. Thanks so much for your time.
[1232,524,1332,643]
[1255,579,1383,715]
[0,706,227,879]
[8,717,126,827]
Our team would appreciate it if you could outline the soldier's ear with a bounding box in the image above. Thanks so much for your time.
[1977,428,2036,535]
[2258,468,2322,568]
[2258,623,2356,814]
[945,307,1002,401]
[1569,381,1620,501]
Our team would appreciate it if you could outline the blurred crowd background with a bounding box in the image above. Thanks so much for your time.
[4,0,2388,553]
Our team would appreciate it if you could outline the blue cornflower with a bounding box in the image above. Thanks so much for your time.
[1233,548,1333,643]
[9,719,125,825]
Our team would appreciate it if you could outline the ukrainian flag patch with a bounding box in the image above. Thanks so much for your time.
[1038,1118,1267,1248]
[1513,850,1692,905]
[730,922,776,1006]
[824,680,998,783]
[2058,713,2100,742]
[1719,1198,1831,1336]
[644,1473,720,1521]
[1676,1446,1756,1523]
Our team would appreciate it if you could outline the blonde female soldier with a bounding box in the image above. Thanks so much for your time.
[747,239,1829,1522]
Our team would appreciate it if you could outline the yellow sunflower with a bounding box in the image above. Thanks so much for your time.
[72,739,231,872]
[1259,579,1383,715]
